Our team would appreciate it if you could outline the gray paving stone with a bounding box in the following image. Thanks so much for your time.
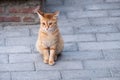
[4,25,29,30]
[111,68,120,77]
[64,0,81,6]
[84,60,120,69]
[79,41,120,50]
[61,69,111,79]
[105,0,120,2]
[0,55,8,63]
[58,19,73,24]
[63,43,78,52]
[58,12,68,19]
[96,33,120,41]
[0,33,5,39]
[58,15,68,20]
[0,26,3,31]
[34,79,58,80]
[63,34,96,42]
[30,26,39,36]
[69,18,90,26]
[0,46,31,54]
[0,39,4,46]
[28,25,39,36]
[0,72,10,80]
[3,25,29,37]
[12,71,60,80]
[59,26,74,35]
[67,11,108,19]
[61,50,103,60]
[4,29,29,37]
[0,31,3,38]
[74,25,119,33]
[47,6,83,12]
[6,37,37,46]
[90,17,120,25]
[0,63,34,71]
[9,54,39,63]
[35,61,83,70]
[85,3,120,10]
[108,10,120,17]
[103,49,120,60]
[46,0,63,6]
[117,24,120,30]
[64,0,104,6]
[61,79,90,80]
[33,46,38,53]
[28,25,39,28]
[91,78,120,80]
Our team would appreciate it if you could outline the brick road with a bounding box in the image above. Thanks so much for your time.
[0,0,120,80]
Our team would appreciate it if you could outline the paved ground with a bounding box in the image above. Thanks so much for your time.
[1,0,120,80]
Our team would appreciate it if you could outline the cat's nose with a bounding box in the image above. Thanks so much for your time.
[46,27,49,30]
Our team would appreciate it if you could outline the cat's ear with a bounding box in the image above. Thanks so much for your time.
[53,11,60,17]
[34,6,44,18]
[37,10,44,18]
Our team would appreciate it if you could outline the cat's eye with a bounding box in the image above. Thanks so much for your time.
[42,22,45,25]
[49,23,52,25]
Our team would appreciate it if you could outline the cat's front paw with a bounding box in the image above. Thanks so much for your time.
[43,59,49,64]
[49,60,55,65]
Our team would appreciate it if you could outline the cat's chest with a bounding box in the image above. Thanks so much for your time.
[41,34,58,47]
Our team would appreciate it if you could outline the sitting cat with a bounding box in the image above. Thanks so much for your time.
[34,6,64,65]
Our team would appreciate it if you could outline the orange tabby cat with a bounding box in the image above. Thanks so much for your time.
[34,6,64,65]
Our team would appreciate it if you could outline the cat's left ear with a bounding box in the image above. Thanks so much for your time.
[53,11,60,17]
[34,6,44,18]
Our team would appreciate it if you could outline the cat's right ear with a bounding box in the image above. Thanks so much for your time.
[33,6,44,18]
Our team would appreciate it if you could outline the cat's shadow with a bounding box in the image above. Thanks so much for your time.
[56,53,62,62]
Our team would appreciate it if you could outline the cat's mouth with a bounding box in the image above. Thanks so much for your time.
[46,28,53,31]
[42,27,56,32]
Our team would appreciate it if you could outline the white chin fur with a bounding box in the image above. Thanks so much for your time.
[43,27,55,32]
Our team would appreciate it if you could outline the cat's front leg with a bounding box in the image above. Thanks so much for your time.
[42,47,49,64]
[49,46,57,65]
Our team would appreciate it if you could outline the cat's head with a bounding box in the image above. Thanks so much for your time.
[34,6,59,32]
